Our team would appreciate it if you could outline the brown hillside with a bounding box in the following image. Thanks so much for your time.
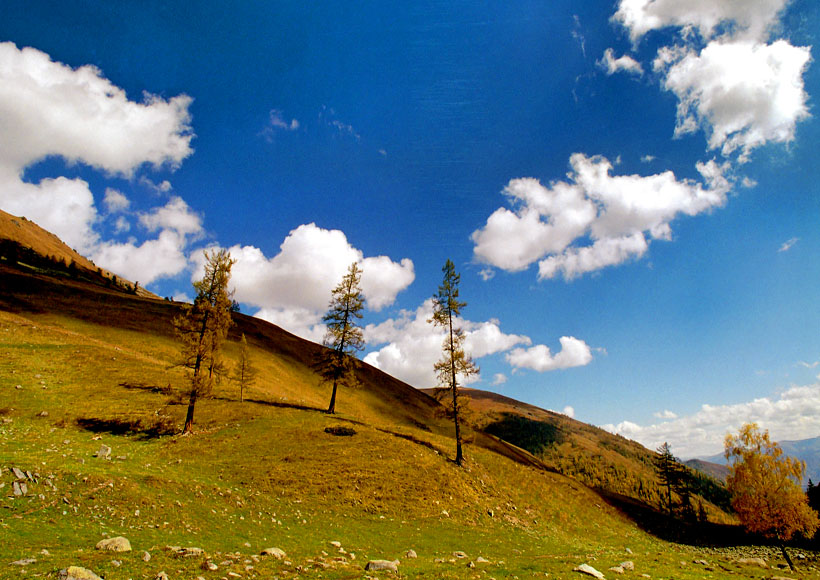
[0,208,155,298]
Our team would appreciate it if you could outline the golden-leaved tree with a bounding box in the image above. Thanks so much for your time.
[725,423,819,570]
[316,262,365,414]
[429,259,478,466]
[174,249,235,434]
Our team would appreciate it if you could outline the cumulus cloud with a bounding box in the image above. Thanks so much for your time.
[654,409,678,419]
[138,196,203,237]
[613,0,790,44]
[599,48,644,75]
[602,383,820,458]
[0,42,195,280]
[562,405,576,418]
[208,223,413,341]
[657,40,811,162]
[492,373,507,386]
[363,300,533,388]
[472,153,730,280]
[505,337,593,372]
[103,188,130,213]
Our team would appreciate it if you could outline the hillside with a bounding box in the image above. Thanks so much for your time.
[427,387,733,520]
[1,224,817,578]
[0,209,154,298]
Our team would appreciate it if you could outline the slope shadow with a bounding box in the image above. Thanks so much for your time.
[75,416,176,440]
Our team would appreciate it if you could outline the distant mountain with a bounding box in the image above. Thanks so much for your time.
[684,459,729,482]
[699,435,820,486]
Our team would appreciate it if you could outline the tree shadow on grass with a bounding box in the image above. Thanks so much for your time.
[75,416,176,440]
[241,397,326,413]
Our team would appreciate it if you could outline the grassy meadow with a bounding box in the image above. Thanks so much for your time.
[1,265,818,579]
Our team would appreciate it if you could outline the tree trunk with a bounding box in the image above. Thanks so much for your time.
[780,543,796,572]
[327,377,338,414]
[452,381,463,465]
[183,388,197,434]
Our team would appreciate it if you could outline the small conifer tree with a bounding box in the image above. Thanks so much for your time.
[429,259,478,466]
[316,262,365,414]
[174,249,235,434]
[234,333,257,402]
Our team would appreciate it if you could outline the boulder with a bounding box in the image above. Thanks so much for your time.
[736,557,768,568]
[60,567,103,580]
[12,467,26,480]
[609,565,625,574]
[365,559,400,572]
[574,563,606,579]
[95,536,132,552]
[620,561,635,571]
[405,549,418,559]
[261,547,286,559]
[95,445,111,459]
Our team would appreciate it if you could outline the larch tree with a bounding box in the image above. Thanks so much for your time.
[429,259,478,466]
[234,333,257,402]
[654,442,678,513]
[174,249,235,434]
[317,262,365,414]
[725,423,819,571]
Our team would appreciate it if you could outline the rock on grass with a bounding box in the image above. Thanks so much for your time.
[95,536,131,552]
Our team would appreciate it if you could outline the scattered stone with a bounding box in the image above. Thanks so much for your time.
[441,510,449,517]
[60,567,103,580]
[609,565,625,574]
[330,541,342,548]
[111,560,121,567]
[574,563,605,579]
[736,557,767,568]
[487,508,494,517]
[228,572,242,578]
[476,557,490,564]
[155,572,169,580]
[15,384,22,389]
[40,549,50,556]
[11,559,36,566]
[620,561,634,571]
[365,559,400,572]
[12,467,25,480]
[142,551,151,562]
[37,410,49,417]
[770,577,796,580]
[625,548,633,555]
[694,560,709,566]
[453,551,468,558]
[95,536,132,552]
[94,445,111,459]
[468,561,476,568]
[201,560,218,571]
[261,547,286,559]
[13,481,27,496]
[405,550,417,559]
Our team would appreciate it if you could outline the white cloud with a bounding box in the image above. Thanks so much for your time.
[492,373,507,386]
[92,230,191,286]
[113,216,130,234]
[562,405,576,418]
[602,383,820,458]
[613,0,790,44]
[103,188,130,213]
[0,42,192,177]
[505,336,593,372]
[641,155,656,163]
[657,40,811,162]
[472,154,730,280]
[778,237,799,253]
[363,300,534,388]
[212,223,413,341]
[654,409,678,419]
[0,42,195,280]
[599,48,644,76]
[262,109,300,141]
[138,196,203,236]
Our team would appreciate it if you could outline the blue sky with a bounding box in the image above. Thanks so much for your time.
[2,0,819,457]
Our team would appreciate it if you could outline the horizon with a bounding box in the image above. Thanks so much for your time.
[1,1,819,458]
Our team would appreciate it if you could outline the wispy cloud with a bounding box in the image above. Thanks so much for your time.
[598,48,643,76]
[603,383,820,458]
[778,237,799,253]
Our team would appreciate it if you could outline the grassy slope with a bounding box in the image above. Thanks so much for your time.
[1,265,816,579]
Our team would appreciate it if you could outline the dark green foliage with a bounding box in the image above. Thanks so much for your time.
[316,262,365,414]
[484,413,561,455]
[808,479,820,514]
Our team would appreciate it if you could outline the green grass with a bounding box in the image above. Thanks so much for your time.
[2,271,819,579]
